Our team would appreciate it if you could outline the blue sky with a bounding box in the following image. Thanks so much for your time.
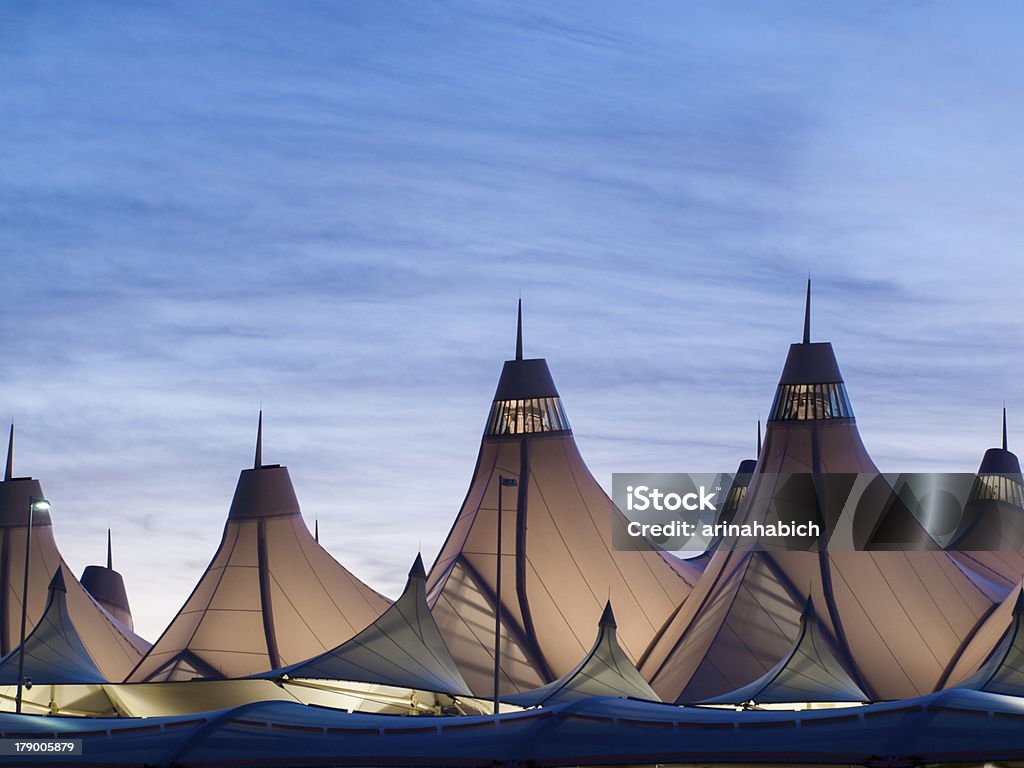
[2,1,1023,640]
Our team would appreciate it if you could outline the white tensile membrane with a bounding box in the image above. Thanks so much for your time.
[504,601,660,707]
[638,282,995,704]
[126,415,389,683]
[427,303,697,697]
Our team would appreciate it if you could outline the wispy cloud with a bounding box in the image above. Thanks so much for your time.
[2,0,1022,639]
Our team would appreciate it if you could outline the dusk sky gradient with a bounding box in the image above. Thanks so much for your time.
[3,1,1024,640]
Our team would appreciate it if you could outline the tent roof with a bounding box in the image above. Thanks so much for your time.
[264,555,471,696]
[427,309,695,697]
[0,568,106,684]
[956,586,1024,696]
[127,421,388,682]
[700,599,867,705]
[504,602,660,707]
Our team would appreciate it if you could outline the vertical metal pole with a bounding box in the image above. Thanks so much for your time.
[15,500,34,714]
[493,478,503,715]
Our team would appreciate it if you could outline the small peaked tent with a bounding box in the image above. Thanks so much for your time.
[699,599,867,706]
[639,284,992,704]
[943,583,1024,695]
[0,569,106,684]
[0,427,147,681]
[81,529,134,631]
[127,415,389,682]
[427,303,696,697]
[504,602,660,707]
[958,589,1024,695]
[949,409,1024,550]
[262,555,471,697]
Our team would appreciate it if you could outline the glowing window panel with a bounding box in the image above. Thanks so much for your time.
[768,382,855,421]
[970,474,1024,507]
[485,397,571,436]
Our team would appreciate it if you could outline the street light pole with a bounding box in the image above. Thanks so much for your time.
[494,475,517,715]
[16,497,49,715]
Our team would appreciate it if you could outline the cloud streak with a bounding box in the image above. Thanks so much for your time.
[1,0,1023,639]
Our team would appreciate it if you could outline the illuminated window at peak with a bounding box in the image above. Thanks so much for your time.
[486,397,571,437]
[769,382,854,421]
[970,474,1024,507]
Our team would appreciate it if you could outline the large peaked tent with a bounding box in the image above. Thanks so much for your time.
[638,284,992,703]
[504,602,660,707]
[0,427,147,683]
[127,416,389,682]
[427,304,696,697]
[263,554,471,697]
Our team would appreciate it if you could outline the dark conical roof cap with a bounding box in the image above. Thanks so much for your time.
[736,458,757,476]
[492,302,560,400]
[778,342,844,385]
[979,447,1022,475]
[227,422,300,520]
[228,465,300,520]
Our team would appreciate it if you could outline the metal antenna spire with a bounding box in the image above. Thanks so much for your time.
[255,410,263,469]
[515,299,523,361]
[107,529,113,570]
[757,419,762,457]
[4,424,12,482]
[803,277,811,344]
[1004,405,1009,451]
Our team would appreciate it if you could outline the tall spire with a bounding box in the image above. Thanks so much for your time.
[756,418,762,457]
[515,299,523,361]
[107,528,113,570]
[4,424,12,482]
[1003,406,1009,451]
[802,277,811,344]
[254,410,263,469]
[314,518,319,543]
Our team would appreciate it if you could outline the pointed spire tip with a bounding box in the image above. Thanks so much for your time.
[802,278,811,344]
[599,600,616,628]
[515,299,523,361]
[106,528,113,570]
[4,423,12,482]
[1003,406,1008,452]
[409,552,426,580]
[254,410,263,469]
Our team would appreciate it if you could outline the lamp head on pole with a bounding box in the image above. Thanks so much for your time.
[29,498,50,514]
[500,477,518,488]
